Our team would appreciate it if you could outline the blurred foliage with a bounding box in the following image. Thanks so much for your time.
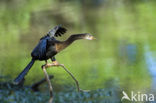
[0,0,156,102]
[0,82,121,103]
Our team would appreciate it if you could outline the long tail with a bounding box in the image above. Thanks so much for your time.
[14,59,35,85]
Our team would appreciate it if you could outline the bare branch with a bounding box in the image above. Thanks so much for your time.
[43,63,80,92]
[42,65,53,103]
[41,62,90,103]
[59,64,80,92]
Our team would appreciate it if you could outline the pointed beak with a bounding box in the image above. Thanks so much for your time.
[90,36,96,40]
[85,34,96,40]
[92,36,96,40]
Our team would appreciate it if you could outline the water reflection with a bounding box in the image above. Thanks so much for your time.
[145,45,156,91]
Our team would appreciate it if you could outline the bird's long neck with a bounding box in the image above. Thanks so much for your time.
[55,34,87,52]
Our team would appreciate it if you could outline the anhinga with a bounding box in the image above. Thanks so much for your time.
[14,25,95,85]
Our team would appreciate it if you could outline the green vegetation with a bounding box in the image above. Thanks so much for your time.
[0,0,156,102]
[0,82,120,103]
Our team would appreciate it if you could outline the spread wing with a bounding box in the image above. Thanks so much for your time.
[31,25,66,60]
[47,25,67,37]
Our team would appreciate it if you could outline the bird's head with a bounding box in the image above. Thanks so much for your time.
[84,33,95,40]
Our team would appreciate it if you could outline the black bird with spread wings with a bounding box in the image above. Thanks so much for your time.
[14,25,95,85]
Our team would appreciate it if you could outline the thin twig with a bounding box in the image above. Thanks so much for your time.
[58,64,90,92]
[59,64,80,92]
[42,65,53,103]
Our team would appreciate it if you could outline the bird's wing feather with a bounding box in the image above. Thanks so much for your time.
[31,36,49,60]
[47,25,67,37]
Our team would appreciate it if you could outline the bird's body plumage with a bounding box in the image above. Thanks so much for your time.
[31,36,58,60]
[14,25,66,84]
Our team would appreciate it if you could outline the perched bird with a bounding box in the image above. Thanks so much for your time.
[14,25,95,85]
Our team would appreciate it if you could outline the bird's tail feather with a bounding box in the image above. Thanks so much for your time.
[14,59,35,85]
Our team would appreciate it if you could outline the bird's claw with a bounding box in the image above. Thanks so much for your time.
[42,64,51,68]
[52,61,60,66]
[42,61,64,69]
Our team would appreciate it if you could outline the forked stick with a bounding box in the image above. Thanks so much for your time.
[43,63,80,92]
[42,63,81,103]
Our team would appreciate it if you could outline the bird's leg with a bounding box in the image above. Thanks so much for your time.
[52,61,59,65]
[45,60,48,64]
[51,57,59,66]
[43,60,53,68]
[42,60,48,67]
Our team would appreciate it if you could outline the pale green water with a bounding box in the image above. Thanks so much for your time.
[0,0,156,95]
